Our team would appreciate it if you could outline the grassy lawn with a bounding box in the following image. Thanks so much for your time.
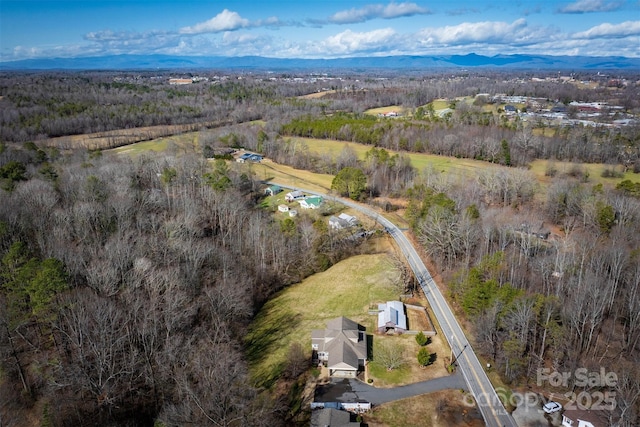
[366,389,483,427]
[110,132,199,154]
[368,334,415,386]
[245,253,400,388]
[285,136,639,190]
[529,159,640,187]
[364,105,408,116]
[284,136,506,177]
[248,159,335,193]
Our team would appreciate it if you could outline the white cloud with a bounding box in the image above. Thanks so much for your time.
[559,0,623,13]
[416,19,541,45]
[311,28,398,56]
[329,2,429,24]
[573,20,640,38]
[180,9,249,34]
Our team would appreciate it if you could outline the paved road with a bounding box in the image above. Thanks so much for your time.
[275,185,518,427]
[315,372,467,406]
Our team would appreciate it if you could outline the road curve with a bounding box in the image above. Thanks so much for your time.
[276,185,518,427]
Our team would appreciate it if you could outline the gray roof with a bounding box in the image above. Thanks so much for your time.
[312,317,367,371]
[311,408,360,427]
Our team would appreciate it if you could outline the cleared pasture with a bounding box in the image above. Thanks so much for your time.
[364,105,408,116]
[110,132,199,154]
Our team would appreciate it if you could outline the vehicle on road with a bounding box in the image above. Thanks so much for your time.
[543,401,563,414]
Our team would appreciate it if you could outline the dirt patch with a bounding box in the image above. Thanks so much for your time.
[406,304,436,334]
[365,389,484,427]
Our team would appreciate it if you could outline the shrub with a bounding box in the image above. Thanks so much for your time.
[415,331,428,346]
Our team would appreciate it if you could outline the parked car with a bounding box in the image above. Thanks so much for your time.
[543,401,563,414]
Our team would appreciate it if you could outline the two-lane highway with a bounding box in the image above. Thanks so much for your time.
[277,185,517,427]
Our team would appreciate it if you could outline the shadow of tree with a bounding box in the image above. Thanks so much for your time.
[245,307,303,388]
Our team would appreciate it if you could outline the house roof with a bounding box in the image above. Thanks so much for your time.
[330,213,358,229]
[312,317,366,371]
[326,316,361,331]
[377,301,407,330]
[302,196,323,206]
[286,190,304,198]
[311,408,359,427]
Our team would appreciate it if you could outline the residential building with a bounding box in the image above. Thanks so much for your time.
[299,196,323,209]
[311,317,367,377]
[377,301,407,334]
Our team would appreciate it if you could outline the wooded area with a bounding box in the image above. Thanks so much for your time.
[1,69,639,426]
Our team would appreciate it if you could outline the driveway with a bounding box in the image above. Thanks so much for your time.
[314,372,467,406]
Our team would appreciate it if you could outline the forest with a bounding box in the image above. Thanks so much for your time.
[1,69,640,426]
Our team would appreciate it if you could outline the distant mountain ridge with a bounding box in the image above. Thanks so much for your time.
[1,53,639,71]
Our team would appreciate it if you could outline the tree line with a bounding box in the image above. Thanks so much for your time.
[0,140,368,426]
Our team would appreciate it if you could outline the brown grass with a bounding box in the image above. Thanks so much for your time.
[366,389,484,427]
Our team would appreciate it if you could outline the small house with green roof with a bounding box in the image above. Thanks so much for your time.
[265,185,282,196]
[299,196,323,209]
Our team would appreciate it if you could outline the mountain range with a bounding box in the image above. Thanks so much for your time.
[1,53,639,71]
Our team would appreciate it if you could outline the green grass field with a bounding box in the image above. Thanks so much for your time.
[109,132,199,155]
[529,159,640,186]
[364,105,409,116]
[245,253,399,388]
[110,127,639,192]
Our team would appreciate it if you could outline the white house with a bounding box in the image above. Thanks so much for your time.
[278,204,289,213]
[285,190,305,202]
[562,415,596,427]
[329,213,358,229]
[377,301,407,334]
[299,196,323,209]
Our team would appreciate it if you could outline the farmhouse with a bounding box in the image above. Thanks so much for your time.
[377,301,407,334]
[299,196,323,209]
[265,185,282,196]
[311,317,367,378]
[285,190,305,202]
[329,213,358,229]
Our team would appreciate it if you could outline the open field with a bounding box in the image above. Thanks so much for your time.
[366,389,484,427]
[364,105,408,116]
[286,136,498,177]
[110,132,199,154]
[529,159,640,186]
[252,158,335,193]
[281,136,639,189]
[297,90,337,99]
[39,121,225,151]
[246,253,400,388]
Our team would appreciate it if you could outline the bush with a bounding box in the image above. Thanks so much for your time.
[601,167,623,178]
[417,347,434,367]
[415,331,429,346]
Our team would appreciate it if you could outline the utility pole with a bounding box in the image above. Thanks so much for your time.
[450,338,468,369]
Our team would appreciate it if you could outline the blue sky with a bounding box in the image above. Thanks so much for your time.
[1,1,639,61]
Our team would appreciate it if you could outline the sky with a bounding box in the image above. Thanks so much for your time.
[1,0,639,62]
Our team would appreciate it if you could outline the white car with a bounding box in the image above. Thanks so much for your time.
[543,401,563,414]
